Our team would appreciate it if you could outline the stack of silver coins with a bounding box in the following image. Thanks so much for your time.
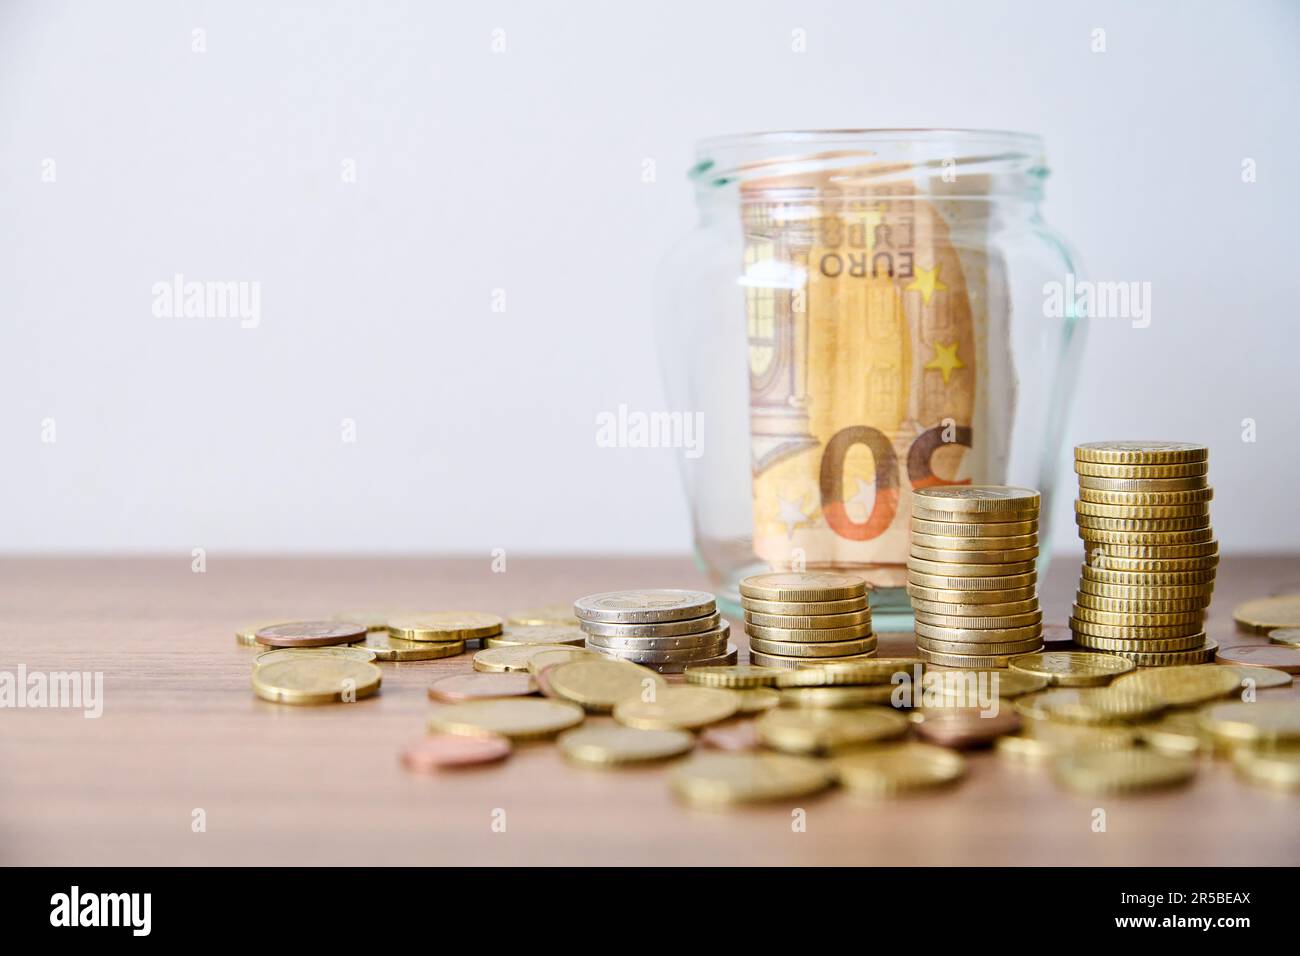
[573,589,738,673]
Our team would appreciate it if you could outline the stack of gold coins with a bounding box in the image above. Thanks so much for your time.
[1069,441,1218,666]
[906,486,1045,667]
[738,573,876,669]
[573,589,737,673]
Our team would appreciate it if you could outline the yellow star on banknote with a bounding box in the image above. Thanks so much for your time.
[906,264,947,305]
[924,341,964,383]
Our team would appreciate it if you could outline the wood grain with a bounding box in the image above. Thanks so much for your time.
[1,554,1297,866]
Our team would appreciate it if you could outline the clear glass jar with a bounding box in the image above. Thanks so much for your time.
[656,130,1085,625]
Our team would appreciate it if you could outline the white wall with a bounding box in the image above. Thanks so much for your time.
[3,0,1297,553]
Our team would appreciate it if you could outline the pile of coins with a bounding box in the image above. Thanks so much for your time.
[738,573,876,668]
[573,589,737,673]
[1069,441,1218,666]
[906,486,1044,667]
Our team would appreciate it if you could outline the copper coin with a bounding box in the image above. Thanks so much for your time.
[1215,643,1300,674]
[700,720,760,752]
[914,707,1021,748]
[254,620,367,648]
[1041,623,1074,646]
[428,672,538,702]
[400,734,512,771]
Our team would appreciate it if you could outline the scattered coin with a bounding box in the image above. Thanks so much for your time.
[1232,594,1300,634]
[427,698,584,741]
[777,658,922,688]
[237,621,290,647]
[401,734,512,771]
[332,611,393,631]
[832,743,966,796]
[1009,651,1134,686]
[507,603,580,627]
[1053,748,1196,795]
[779,685,898,708]
[1198,701,1300,748]
[997,722,1135,763]
[732,687,780,713]
[1110,665,1241,707]
[525,647,601,675]
[252,657,381,705]
[755,706,909,754]
[1232,749,1300,793]
[1137,711,1213,757]
[387,612,504,642]
[1038,686,1166,726]
[699,721,760,752]
[1214,643,1300,674]
[684,664,783,688]
[351,630,465,661]
[1218,665,1292,690]
[669,752,832,807]
[546,659,667,713]
[1269,627,1300,648]
[483,625,586,648]
[254,620,367,648]
[428,672,538,702]
[474,644,573,673]
[613,686,739,731]
[254,646,377,667]
[558,725,695,767]
[913,707,1021,748]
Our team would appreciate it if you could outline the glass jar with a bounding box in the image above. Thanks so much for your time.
[656,130,1085,626]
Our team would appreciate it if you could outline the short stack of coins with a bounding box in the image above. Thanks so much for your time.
[573,589,737,673]
[738,572,876,669]
[1070,441,1218,666]
[906,486,1045,667]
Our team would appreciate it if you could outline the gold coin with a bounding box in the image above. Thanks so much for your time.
[749,648,879,669]
[914,610,1042,630]
[911,545,1040,565]
[1137,711,1213,756]
[252,658,382,705]
[1078,579,1213,600]
[1078,486,1214,506]
[1074,441,1208,465]
[474,643,577,673]
[910,532,1039,552]
[1074,592,1209,614]
[755,706,909,754]
[351,631,465,661]
[1009,651,1134,686]
[748,636,877,658]
[1077,475,1207,492]
[558,725,695,767]
[832,742,965,796]
[912,485,1041,514]
[915,635,1044,656]
[741,595,868,615]
[1071,632,1207,653]
[506,603,579,627]
[1084,552,1219,573]
[546,659,667,712]
[613,686,739,730]
[1077,516,1212,534]
[911,506,1039,524]
[910,518,1038,537]
[928,668,1048,698]
[915,621,1042,644]
[998,719,1135,762]
[907,557,1037,578]
[1232,749,1300,792]
[1053,748,1196,794]
[733,687,781,713]
[427,698,584,741]
[744,609,872,630]
[253,646,377,667]
[1070,605,1204,628]
[523,647,601,675]
[776,658,922,687]
[916,647,1042,668]
[1074,460,1208,479]
[684,664,783,689]
[907,584,1038,606]
[738,572,866,602]
[330,610,392,631]
[669,752,832,807]
[483,625,586,648]
[746,622,872,644]
[387,611,504,642]
[1104,640,1217,667]
[1110,664,1241,707]
[1269,627,1300,648]
[911,597,1040,618]
[1219,665,1292,690]
[1040,686,1166,725]
[1081,565,1217,587]
[1232,594,1300,634]
[780,684,900,708]
[1198,700,1300,747]
[1080,535,1218,554]
[1075,500,1210,521]
[907,570,1038,592]
[1069,618,1204,640]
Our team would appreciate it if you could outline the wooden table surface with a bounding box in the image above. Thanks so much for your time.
[2,554,1298,867]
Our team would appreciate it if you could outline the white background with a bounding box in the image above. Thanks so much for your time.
[3,0,1297,554]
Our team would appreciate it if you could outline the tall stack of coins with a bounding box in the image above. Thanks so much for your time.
[574,589,737,673]
[738,573,876,669]
[906,486,1045,667]
[1069,441,1218,666]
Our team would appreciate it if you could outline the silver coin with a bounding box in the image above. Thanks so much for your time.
[584,621,731,651]
[578,611,722,638]
[635,646,740,674]
[573,589,716,623]
[586,638,728,663]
